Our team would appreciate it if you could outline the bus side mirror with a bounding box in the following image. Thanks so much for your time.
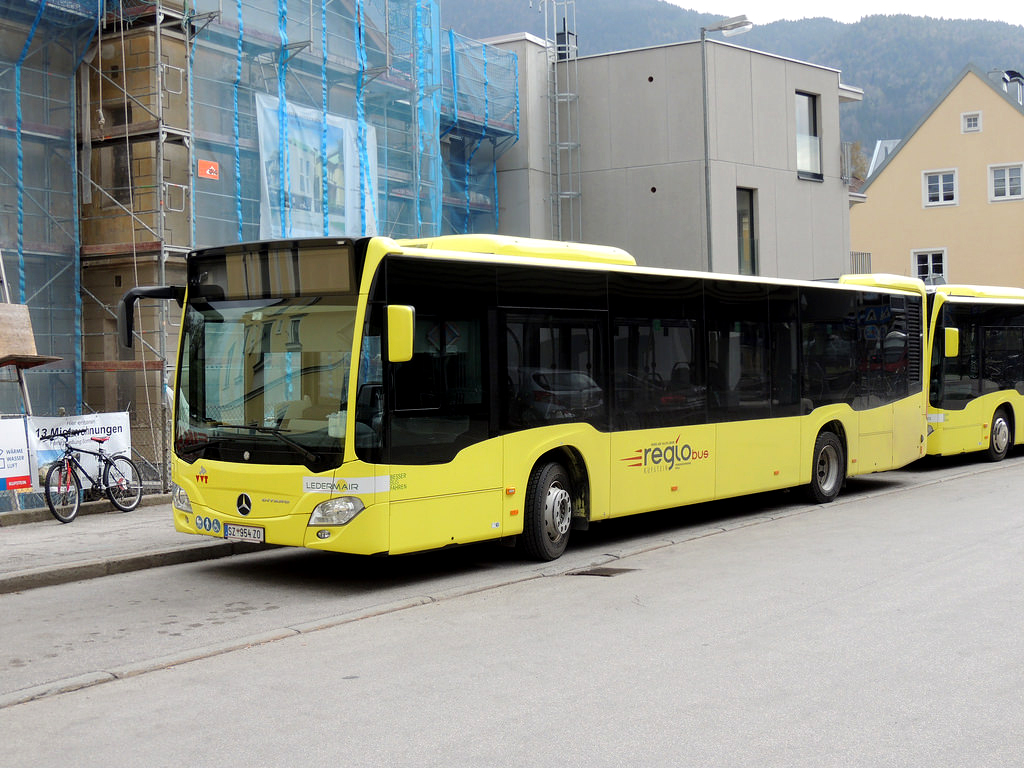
[117,285,185,349]
[387,305,415,363]
[944,327,959,358]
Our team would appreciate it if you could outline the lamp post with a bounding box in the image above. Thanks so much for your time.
[701,15,752,272]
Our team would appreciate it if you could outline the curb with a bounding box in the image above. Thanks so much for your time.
[0,493,171,527]
[0,539,270,595]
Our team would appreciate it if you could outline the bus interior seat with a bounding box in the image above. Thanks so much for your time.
[670,363,691,388]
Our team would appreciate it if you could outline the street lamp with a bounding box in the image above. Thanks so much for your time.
[701,15,752,272]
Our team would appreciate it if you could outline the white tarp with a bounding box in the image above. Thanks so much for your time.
[256,93,378,239]
[28,413,132,489]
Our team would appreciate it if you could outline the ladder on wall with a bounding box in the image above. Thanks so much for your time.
[544,0,582,241]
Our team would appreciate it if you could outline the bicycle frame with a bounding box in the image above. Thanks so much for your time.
[57,450,103,491]
[48,434,123,494]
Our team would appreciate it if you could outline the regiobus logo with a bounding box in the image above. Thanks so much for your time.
[619,435,709,473]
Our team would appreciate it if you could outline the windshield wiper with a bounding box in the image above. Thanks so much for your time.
[177,437,230,456]
[213,422,320,464]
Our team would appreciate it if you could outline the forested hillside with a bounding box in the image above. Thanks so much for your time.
[439,0,1024,152]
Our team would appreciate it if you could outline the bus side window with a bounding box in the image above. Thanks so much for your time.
[608,272,705,430]
[801,286,858,411]
[939,305,979,407]
[504,314,606,430]
[982,326,1024,393]
[706,280,771,421]
[389,315,488,464]
[612,318,703,428]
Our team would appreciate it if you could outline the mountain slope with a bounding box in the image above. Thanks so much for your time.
[439,1,1024,150]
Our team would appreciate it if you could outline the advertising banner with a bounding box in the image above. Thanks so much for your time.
[0,417,33,491]
[256,93,378,239]
[28,413,132,488]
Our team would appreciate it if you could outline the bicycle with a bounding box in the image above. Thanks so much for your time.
[41,428,143,523]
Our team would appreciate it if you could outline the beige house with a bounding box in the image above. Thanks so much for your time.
[851,66,1024,286]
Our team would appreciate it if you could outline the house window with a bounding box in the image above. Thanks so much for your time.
[914,250,946,283]
[795,92,822,179]
[990,164,1023,201]
[961,111,982,133]
[923,170,957,206]
[736,188,757,275]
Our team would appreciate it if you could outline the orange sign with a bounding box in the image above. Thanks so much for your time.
[198,159,220,180]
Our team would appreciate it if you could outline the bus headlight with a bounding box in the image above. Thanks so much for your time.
[309,496,364,526]
[172,482,193,512]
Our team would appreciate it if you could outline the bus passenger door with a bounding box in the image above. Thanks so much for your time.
[385,312,503,553]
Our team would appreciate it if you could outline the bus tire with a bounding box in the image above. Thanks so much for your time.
[806,431,844,504]
[987,408,1012,462]
[522,462,573,561]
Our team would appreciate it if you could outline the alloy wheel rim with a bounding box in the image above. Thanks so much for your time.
[544,483,572,541]
[816,444,840,494]
[993,418,1010,454]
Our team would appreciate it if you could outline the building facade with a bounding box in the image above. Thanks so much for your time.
[851,66,1024,286]
[496,34,863,278]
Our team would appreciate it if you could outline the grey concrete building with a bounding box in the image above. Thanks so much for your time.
[494,33,863,279]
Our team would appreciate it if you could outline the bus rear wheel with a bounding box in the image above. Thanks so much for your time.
[807,431,844,504]
[522,462,573,561]
[988,408,1012,462]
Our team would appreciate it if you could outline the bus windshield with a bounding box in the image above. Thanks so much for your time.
[173,241,361,471]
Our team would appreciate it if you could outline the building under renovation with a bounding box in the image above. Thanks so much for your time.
[0,0,519,492]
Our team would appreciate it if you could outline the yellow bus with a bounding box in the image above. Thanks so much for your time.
[926,283,1024,461]
[119,235,928,560]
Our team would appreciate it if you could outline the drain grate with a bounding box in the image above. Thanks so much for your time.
[568,567,637,577]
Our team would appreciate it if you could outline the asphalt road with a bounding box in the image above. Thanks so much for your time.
[3,454,1024,766]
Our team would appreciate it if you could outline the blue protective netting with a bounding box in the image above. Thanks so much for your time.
[187,0,518,244]
[440,30,519,234]
[0,0,519,417]
[0,0,100,415]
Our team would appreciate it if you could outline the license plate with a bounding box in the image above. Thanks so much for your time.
[224,523,265,543]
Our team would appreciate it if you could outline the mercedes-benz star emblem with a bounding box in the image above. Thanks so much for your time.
[237,493,252,516]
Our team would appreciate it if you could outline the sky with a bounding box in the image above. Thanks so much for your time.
[668,1,1024,28]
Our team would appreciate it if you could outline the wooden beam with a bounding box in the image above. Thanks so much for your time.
[83,360,165,372]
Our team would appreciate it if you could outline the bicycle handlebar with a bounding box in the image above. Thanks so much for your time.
[40,428,90,441]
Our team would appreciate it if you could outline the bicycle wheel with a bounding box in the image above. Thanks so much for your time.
[104,455,142,512]
[45,461,81,523]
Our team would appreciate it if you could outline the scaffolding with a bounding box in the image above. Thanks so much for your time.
[0,0,520,499]
[0,0,101,422]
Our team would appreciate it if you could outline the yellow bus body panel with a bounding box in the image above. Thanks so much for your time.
[856,402,893,472]
[387,437,503,554]
[927,392,1022,456]
[893,394,927,466]
[609,425,716,516]
[715,418,801,497]
[502,424,611,523]
[172,457,391,555]
[172,394,925,555]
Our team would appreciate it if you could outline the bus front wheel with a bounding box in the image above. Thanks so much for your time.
[522,462,573,561]
[807,431,845,504]
[988,408,1012,462]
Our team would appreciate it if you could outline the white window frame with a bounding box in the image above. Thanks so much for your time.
[989,163,1024,202]
[922,169,958,207]
[912,249,947,283]
[961,111,982,133]
[795,91,822,179]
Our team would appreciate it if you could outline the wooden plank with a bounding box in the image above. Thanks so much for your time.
[83,360,165,372]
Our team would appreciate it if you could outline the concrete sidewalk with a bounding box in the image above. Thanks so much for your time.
[0,496,265,594]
